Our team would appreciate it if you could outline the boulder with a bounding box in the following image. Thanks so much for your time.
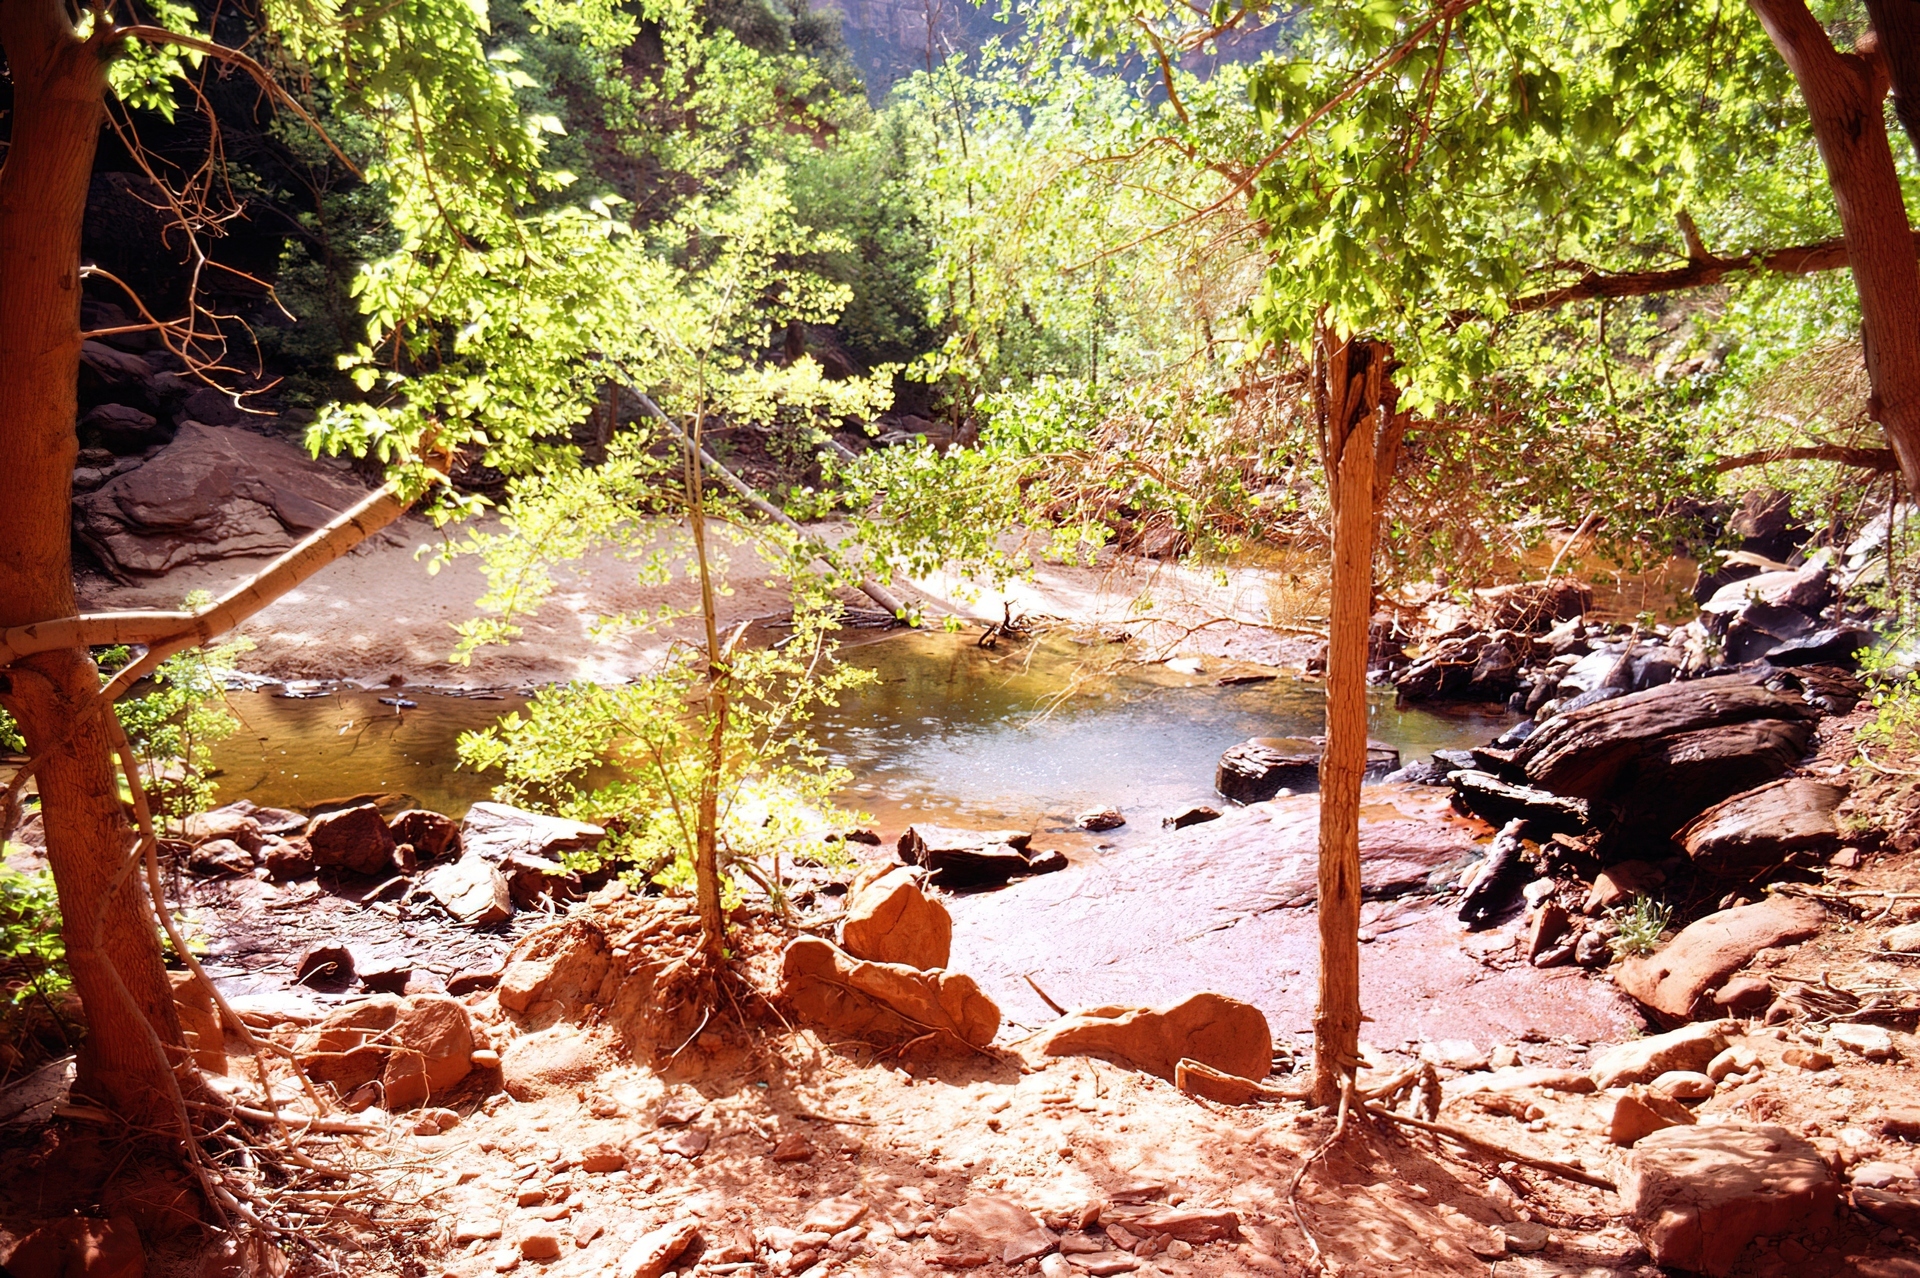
[376,995,475,1109]
[840,865,952,970]
[459,801,604,864]
[421,857,512,926]
[1513,674,1814,805]
[1622,1123,1836,1277]
[1162,805,1221,830]
[1585,860,1664,913]
[79,402,168,453]
[781,937,999,1051]
[294,943,356,988]
[496,919,612,1018]
[1614,897,1827,1024]
[307,804,397,876]
[1853,1187,1920,1235]
[183,804,265,851]
[300,995,405,1091]
[1701,563,1832,618]
[72,422,366,578]
[1678,778,1846,872]
[187,838,253,876]
[897,824,1037,887]
[2,1214,144,1278]
[1037,991,1270,1082]
[1077,808,1126,832]
[1610,1085,1697,1146]
[1590,1022,1731,1089]
[389,809,461,862]
[500,850,578,908]
[261,837,314,881]
[1214,737,1399,803]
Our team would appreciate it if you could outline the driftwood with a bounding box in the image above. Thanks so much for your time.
[1459,819,1529,928]
[1449,769,1592,834]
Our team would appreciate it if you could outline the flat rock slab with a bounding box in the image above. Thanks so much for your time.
[1679,777,1846,871]
[1624,1122,1836,1276]
[948,790,1641,1044]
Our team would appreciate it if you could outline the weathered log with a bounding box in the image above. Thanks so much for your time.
[1459,818,1529,928]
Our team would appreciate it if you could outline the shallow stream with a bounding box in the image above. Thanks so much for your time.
[208,631,1508,841]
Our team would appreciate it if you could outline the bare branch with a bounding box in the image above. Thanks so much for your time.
[0,481,417,666]
[1713,443,1901,472]
[1506,232,1914,313]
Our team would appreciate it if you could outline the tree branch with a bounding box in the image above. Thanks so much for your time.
[1713,443,1901,472]
[0,481,415,667]
[1506,232,1915,313]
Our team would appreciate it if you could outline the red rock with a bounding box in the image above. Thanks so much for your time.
[840,865,952,970]
[801,1197,869,1234]
[1527,902,1572,964]
[1623,1123,1836,1277]
[184,805,264,851]
[1038,992,1270,1083]
[1853,1188,1920,1235]
[1610,1085,1697,1146]
[300,995,404,1091]
[1678,778,1846,871]
[261,837,314,881]
[1584,860,1664,913]
[496,918,612,1017]
[782,937,999,1051]
[1712,975,1773,1013]
[1614,898,1827,1024]
[1590,1021,1730,1088]
[389,809,460,861]
[307,804,397,876]
[459,802,603,863]
[500,1027,609,1101]
[1784,1046,1834,1071]
[940,1195,1058,1265]
[769,1132,814,1162]
[517,1229,562,1260]
[381,996,475,1109]
[422,857,512,926]
[579,1143,627,1173]
[168,970,226,1075]
[4,1214,144,1278]
[1100,1205,1240,1242]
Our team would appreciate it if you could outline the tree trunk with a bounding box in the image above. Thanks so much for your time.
[681,399,729,965]
[1750,0,1920,498]
[1310,332,1393,1108]
[1865,0,1920,164]
[0,0,193,1129]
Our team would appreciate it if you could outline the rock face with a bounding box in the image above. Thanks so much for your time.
[1510,674,1815,839]
[897,824,1039,887]
[1677,778,1846,872]
[1037,991,1270,1082]
[307,804,398,876]
[781,937,999,1051]
[1623,1123,1837,1277]
[73,422,367,578]
[1614,897,1827,1024]
[459,802,604,864]
[840,865,952,970]
[1214,736,1400,803]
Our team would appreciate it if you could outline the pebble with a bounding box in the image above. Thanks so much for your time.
[518,1230,562,1260]
[1503,1221,1549,1253]
[470,1049,501,1069]
[1783,1047,1834,1072]
[455,1220,503,1244]
[516,1187,546,1208]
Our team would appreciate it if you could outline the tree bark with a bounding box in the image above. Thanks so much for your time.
[1310,331,1391,1108]
[1749,0,1920,498]
[1865,0,1920,164]
[0,0,192,1129]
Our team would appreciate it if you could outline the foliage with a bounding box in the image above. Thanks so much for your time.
[99,600,251,827]
[458,594,872,905]
[0,865,67,1017]
[1609,894,1672,959]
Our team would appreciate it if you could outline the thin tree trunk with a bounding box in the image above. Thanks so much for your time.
[1750,0,1920,498]
[681,391,729,965]
[1311,332,1390,1108]
[0,0,192,1130]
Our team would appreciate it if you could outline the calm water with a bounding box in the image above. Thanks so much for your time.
[208,632,1508,838]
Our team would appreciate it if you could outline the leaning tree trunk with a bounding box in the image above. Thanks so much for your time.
[1309,331,1399,1108]
[0,0,193,1132]
[1865,0,1920,166]
[1750,0,1920,499]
